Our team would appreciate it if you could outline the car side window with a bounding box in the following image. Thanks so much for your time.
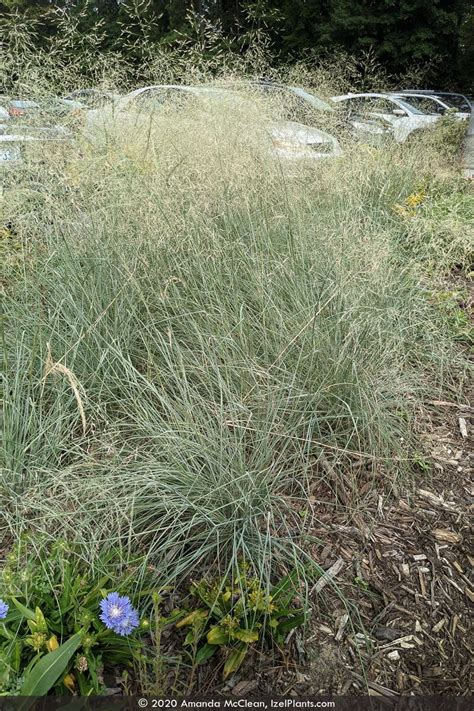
[405,97,443,114]
[342,98,364,115]
[367,98,401,114]
[161,89,197,110]
[132,89,168,111]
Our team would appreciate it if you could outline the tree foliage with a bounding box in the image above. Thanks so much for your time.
[1,0,472,90]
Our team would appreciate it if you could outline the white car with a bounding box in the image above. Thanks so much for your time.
[389,93,470,121]
[0,125,71,166]
[331,93,440,142]
[86,85,342,162]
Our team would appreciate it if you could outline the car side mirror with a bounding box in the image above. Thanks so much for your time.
[392,109,405,116]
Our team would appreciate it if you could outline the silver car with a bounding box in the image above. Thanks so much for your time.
[389,93,470,121]
[86,84,342,162]
[332,93,440,142]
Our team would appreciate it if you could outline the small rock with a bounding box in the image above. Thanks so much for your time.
[374,625,403,642]
[387,650,400,661]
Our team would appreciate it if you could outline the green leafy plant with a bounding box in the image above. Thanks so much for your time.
[353,576,369,592]
[430,289,473,345]
[0,536,146,696]
[174,564,305,679]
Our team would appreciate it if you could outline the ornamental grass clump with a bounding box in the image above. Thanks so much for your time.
[1,70,467,600]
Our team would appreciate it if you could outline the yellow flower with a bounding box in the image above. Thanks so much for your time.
[220,614,239,630]
[405,190,425,208]
[26,632,47,652]
[63,673,76,692]
[46,635,59,652]
[392,203,413,219]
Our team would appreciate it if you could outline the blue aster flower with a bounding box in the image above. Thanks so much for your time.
[111,607,139,636]
[0,599,9,619]
[99,592,139,636]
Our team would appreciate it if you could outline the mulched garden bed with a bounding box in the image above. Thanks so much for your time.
[206,396,473,698]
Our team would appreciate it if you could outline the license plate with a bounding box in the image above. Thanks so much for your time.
[0,146,21,163]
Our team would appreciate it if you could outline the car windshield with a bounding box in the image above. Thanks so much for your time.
[125,87,254,117]
[393,95,446,114]
[288,87,334,112]
[246,84,338,127]
[436,94,470,111]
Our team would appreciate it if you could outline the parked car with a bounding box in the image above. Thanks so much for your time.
[245,80,337,118]
[331,93,440,142]
[395,90,471,113]
[226,80,388,144]
[6,98,84,120]
[63,89,121,109]
[0,125,72,166]
[86,84,342,163]
[388,93,470,120]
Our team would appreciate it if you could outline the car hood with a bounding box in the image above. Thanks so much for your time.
[270,120,337,144]
[412,115,439,124]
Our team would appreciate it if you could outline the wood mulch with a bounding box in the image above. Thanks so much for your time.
[211,396,473,698]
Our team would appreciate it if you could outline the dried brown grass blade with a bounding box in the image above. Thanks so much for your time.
[43,342,87,435]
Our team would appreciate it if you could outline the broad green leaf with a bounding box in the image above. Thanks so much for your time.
[271,606,303,618]
[0,624,14,640]
[162,609,186,625]
[11,598,36,622]
[276,613,306,637]
[232,628,259,643]
[11,639,23,672]
[223,644,248,679]
[270,569,300,604]
[175,609,208,629]
[20,633,82,696]
[207,626,230,645]
[184,628,199,646]
[195,643,218,665]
